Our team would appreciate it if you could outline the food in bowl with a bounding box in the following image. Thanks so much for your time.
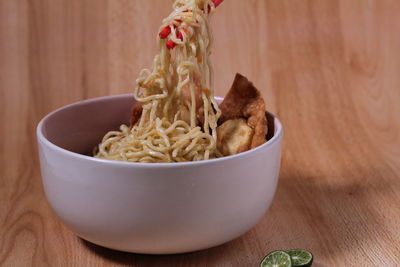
[36,94,283,254]
[94,0,268,163]
[36,0,283,254]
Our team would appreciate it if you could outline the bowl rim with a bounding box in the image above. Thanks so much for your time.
[36,94,283,168]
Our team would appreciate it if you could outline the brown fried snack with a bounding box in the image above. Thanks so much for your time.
[217,118,254,156]
[218,73,267,150]
[130,101,143,127]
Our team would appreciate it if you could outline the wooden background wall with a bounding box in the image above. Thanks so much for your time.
[1,0,400,266]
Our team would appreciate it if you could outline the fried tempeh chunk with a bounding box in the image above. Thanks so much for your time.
[217,118,254,156]
[218,73,267,149]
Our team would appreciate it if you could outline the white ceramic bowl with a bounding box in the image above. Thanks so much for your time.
[36,94,283,254]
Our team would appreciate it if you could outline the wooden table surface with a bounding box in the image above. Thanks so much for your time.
[1,0,400,266]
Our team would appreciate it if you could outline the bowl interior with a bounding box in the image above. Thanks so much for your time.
[39,95,277,158]
[40,95,134,156]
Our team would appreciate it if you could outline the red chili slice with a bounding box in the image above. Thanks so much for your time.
[159,26,171,39]
[176,31,183,41]
[212,0,223,7]
[166,40,177,50]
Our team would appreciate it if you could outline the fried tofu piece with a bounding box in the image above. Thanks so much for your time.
[217,119,254,156]
[219,73,267,149]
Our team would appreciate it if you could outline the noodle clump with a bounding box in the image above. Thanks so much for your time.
[95,0,221,163]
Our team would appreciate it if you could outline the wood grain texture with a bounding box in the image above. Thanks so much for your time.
[1,0,400,266]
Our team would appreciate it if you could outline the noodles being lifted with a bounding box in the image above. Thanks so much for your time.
[95,0,222,163]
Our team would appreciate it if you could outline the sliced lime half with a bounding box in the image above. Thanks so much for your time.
[286,249,313,267]
[260,251,292,267]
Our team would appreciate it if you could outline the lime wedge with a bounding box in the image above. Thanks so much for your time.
[260,251,292,267]
[286,249,313,267]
